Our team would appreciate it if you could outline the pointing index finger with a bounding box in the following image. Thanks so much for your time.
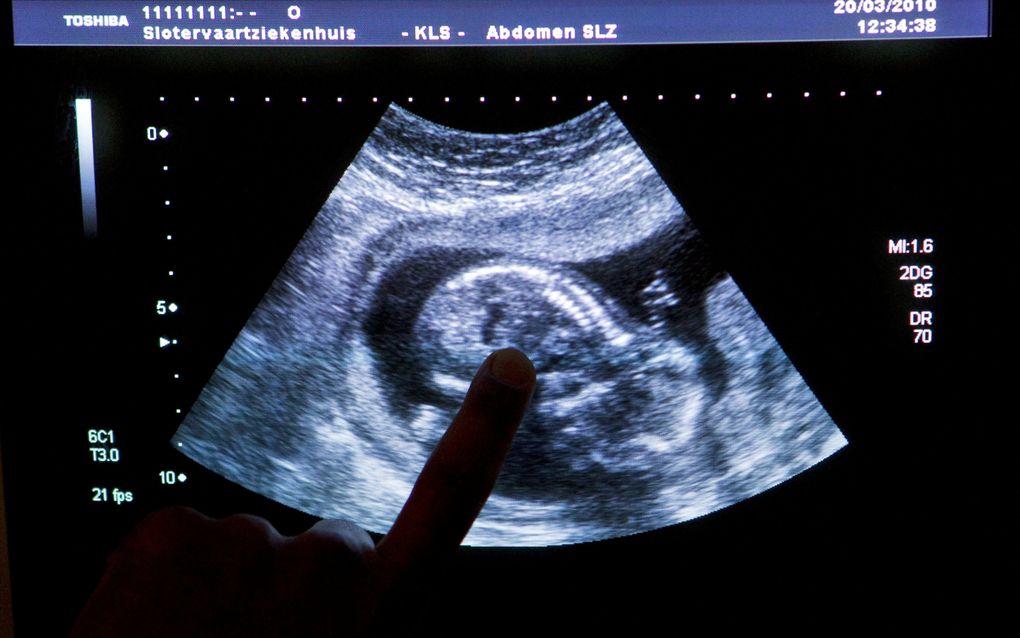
[376,348,535,582]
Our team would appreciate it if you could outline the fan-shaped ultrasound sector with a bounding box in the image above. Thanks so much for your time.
[171,104,846,546]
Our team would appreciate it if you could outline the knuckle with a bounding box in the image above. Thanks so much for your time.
[112,507,208,567]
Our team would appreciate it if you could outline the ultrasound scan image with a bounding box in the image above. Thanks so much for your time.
[172,104,846,546]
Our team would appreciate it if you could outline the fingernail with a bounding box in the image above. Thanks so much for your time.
[486,348,536,389]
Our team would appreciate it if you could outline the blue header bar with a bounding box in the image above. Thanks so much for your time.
[12,0,991,47]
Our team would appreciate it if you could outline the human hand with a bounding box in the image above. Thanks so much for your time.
[70,348,536,637]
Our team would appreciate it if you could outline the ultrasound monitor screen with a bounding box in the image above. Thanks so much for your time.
[4,1,1011,634]
[171,103,844,546]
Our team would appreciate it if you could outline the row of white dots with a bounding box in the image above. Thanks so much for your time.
[159,90,883,105]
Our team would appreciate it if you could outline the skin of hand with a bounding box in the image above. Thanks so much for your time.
[69,348,537,638]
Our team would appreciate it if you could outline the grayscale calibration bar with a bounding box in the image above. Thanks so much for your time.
[13,0,991,47]
[75,98,98,238]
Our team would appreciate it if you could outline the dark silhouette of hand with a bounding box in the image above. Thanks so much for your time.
[70,348,536,637]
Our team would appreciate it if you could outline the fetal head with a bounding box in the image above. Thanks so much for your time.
[415,260,633,381]
[408,259,704,500]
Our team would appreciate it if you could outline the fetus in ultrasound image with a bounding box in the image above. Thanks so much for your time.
[172,104,846,546]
